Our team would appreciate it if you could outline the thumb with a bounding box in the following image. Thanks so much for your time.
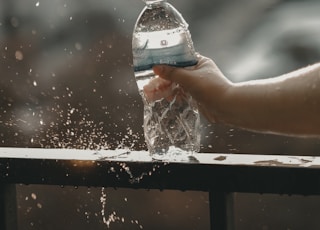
[153,65,197,92]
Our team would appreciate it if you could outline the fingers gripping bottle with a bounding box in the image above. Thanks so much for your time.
[132,0,200,158]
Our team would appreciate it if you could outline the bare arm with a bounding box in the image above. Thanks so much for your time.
[153,55,320,137]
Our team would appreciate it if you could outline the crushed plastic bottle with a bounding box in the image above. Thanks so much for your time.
[132,0,200,158]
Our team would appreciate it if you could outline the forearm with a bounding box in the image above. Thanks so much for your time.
[154,56,320,137]
[219,63,320,137]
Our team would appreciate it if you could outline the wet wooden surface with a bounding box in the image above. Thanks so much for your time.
[1,147,320,195]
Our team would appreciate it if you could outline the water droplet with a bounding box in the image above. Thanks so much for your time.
[75,42,82,51]
[35,1,39,7]
[15,50,23,60]
[31,193,37,200]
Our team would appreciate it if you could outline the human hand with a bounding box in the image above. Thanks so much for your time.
[152,55,233,123]
[143,77,175,102]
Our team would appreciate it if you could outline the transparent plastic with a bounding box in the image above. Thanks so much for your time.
[133,0,198,71]
[132,0,200,159]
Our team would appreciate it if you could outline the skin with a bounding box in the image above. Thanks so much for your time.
[152,55,320,138]
[143,77,174,102]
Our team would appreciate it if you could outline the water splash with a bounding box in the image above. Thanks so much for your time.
[0,81,145,150]
[97,148,167,184]
[25,99,143,150]
[100,187,121,227]
[119,161,157,184]
[100,187,143,229]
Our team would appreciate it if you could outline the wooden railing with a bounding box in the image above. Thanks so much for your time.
[1,147,320,230]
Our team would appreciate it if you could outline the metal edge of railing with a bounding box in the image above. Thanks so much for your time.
[1,147,320,194]
[2,147,320,230]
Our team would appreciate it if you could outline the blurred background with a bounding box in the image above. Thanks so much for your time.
[1,0,320,229]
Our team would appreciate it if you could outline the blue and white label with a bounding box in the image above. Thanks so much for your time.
[133,28,197,72]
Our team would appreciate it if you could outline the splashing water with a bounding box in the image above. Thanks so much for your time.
[100,187,122,228]
[100,187,143,229]
[97,150,162,184]
[0,81,145,150]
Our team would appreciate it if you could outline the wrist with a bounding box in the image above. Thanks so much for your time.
[213,82,237,124]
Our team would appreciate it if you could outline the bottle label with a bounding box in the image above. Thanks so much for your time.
[133,28,197,72]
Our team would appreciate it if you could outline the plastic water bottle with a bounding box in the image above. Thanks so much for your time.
[132,0,200,158]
